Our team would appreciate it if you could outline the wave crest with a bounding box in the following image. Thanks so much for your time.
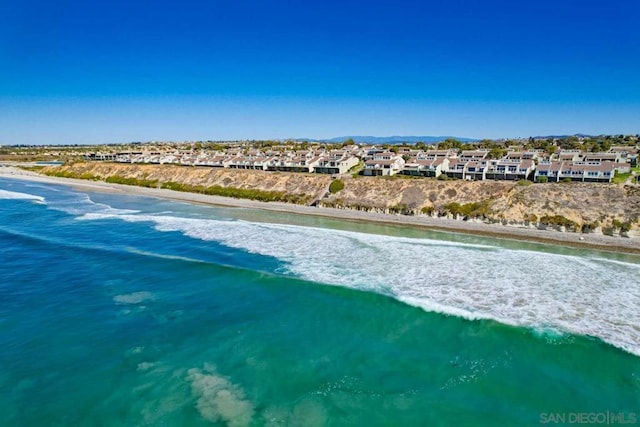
[0,189,45,203]
[79,211,640,357]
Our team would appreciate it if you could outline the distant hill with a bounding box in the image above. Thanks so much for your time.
[301,136,479,144]
[532,134,595,139]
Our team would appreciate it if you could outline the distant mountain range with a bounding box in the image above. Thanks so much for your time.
[299,136,479,144]
[532,134,594,139]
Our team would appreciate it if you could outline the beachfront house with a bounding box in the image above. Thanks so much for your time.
[611,146,638,165]
[313,155,359,174]
[556,150,582,162]
[445,159,478,180]
[226,156,272,170]
[401,158,450,177]
[444,158,491,180]
[459,150,489,161]
[535,161,563,182]
[565,162,615,183]
[583,153,630,173]
[363,153,405,176]
[485,160,535,181]
[464,161,488,180]
[418,149,457,160]
[266,156,322,173]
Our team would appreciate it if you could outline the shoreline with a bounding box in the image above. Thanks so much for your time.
[2,166,640,255]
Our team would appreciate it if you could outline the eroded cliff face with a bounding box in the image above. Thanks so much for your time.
[45,163,640,234]
[322,176,640,233]
[46,162,332,201]
[490,183,640,229]
[324,176,512,210]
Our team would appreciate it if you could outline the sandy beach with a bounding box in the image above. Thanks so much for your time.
[2,165,639,254]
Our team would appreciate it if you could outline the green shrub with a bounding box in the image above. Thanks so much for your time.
[420,206,435,215]
[536,176,548,183]
[444,200,491,218]
[349,161,364,177]
[42,169,101,181]
[581,221,599,233]
[517,179,532,186]
[389,203,412,215]
[612,219,632,232]
[523,213,538,223]
[160,181,308,204]
[539,215,578,231]
[44,169,310,204]
[105,175,158,188]
[329,179,345,194]
[160,181,188,192]
[444,202,461,215]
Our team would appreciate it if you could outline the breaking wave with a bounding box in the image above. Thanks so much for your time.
[0,189,45,203]
[45,192,139,216]
[77,211,640,357]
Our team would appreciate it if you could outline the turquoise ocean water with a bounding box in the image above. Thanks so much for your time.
[1,177,639,426]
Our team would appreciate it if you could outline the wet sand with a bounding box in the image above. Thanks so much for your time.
[2,166,639,254]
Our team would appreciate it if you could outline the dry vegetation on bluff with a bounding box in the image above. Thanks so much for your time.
[43,162,640,235]
[45,162,331,203]
[325,175,640,234]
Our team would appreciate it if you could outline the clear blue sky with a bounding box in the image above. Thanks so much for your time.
[1,0,639,144]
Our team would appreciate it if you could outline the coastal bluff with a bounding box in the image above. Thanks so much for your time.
[42,162,640,236]
[43,162,332,204]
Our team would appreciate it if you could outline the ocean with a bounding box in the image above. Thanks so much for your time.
[1,177,639,426]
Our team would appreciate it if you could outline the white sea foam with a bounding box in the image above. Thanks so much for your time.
[51,193,140,216]
[137,362,156,372]
[188,364,254,427]
[113,291,154,305]
[123,247,207,264]
[0,189,45,203]
[81,212,640,356]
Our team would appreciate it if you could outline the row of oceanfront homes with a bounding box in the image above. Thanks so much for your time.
[84,144,639,183]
